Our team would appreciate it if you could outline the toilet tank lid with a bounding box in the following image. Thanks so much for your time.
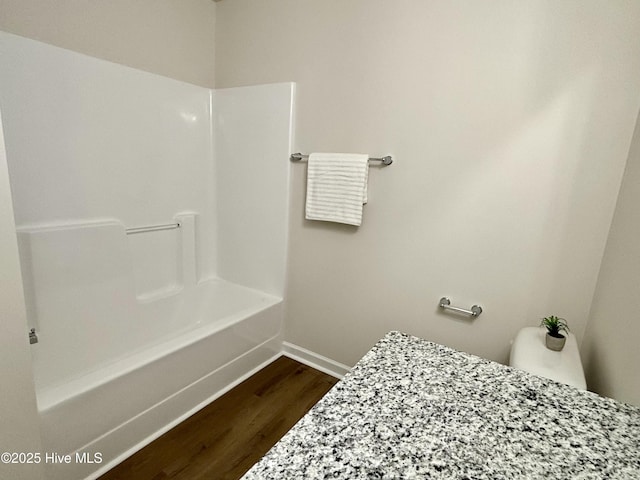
[510,327,586,390]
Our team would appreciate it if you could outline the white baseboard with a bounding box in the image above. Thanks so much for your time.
[282,342,351,379]
[81,339,348,479]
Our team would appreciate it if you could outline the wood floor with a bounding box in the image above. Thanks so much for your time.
[98,356,338,480]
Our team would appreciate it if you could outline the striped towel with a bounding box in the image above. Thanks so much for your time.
[305,152,369,226]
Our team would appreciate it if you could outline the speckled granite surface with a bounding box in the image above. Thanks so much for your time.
[243,331,640,479]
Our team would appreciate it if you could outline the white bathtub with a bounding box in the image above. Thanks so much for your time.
[36,277,283,480]
[17,220,284,479]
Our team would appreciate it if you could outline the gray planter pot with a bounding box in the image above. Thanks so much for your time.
[545,333,566,351]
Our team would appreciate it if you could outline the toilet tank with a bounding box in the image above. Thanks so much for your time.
[509,327,586,390]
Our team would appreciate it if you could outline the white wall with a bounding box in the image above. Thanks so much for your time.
[0,32,217,280]
[0,0,216,87]
[0,109,44,479]
[582,112,640,407]
[215,0,640,366]
[214,83,294,297]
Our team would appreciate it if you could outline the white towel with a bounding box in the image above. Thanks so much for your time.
[305,152,369,226]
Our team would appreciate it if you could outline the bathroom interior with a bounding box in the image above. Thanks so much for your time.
[1,1,639,479]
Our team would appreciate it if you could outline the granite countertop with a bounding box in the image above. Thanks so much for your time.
[243,331,640,479]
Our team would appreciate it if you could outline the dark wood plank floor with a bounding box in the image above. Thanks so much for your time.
[98,356,338,480]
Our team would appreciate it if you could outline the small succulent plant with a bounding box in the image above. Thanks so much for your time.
[541,315,569,338]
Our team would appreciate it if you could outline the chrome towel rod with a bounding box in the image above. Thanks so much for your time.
[439,297,483,317]
[125,222,180,235]
[290,152,393,166]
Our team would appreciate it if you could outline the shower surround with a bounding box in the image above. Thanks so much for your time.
[0,31,293,480]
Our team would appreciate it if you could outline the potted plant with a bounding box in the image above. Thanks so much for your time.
[540,315,569,351]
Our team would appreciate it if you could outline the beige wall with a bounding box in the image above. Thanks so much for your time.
[3,0,640,405]
[582,112,640,407]
[216,1,640,367]
[0,0,216,87]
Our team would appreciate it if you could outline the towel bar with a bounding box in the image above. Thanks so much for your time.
[290,152,393,166]
[439,297,483,317]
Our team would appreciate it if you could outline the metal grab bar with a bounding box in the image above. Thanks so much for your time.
[290,152,393,166]
[439,297,483,317]
[125,222,180,235]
